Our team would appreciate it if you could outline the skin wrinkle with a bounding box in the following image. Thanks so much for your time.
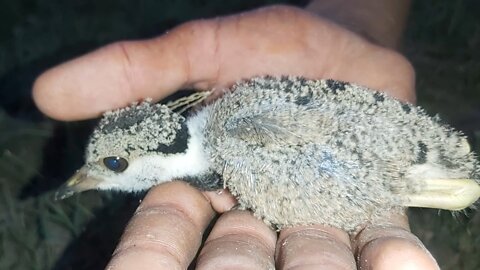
[197,211,276,268]
[114,206,203,268]
[277,236,355,270]
[352,224,414,253]
[206,231,274,253]
[198,253,273,270]
[284,254,355,270]
[208,211,277,251]
[198,236,275,270]
[140,31,189,97]
[204,236,271,257]
[279,227,352,249]
[320,27,353,78]
[383,51,416,102]
[286,264,352,270]
[110,245,184,270]
[134,202,206,231]
[198,258,273,270]
[206,233,268,246]
[278,233,351,255]
[310,22,332,77]
[264,6,290,38]
[357,233,427,258]
[310,15,372,79]
[117,41,135,97]
[357,238,440,270]
[360,235,424,255]
[276,227,355,270]
[211,18,222,86]
[124,207,197,239]
[289,13,317,67]
[178,25,194,88]
[137,182,216,227]
[113,240,184,266]
[351,221,438,269]
[269,8,313,62]
[280,251,355,270]
[180,19,221,90]
[100,42,138,107]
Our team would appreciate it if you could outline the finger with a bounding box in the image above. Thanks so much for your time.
[276,225,356,270]
[106,181,215,270]
[196,210,277,270]
[352,212,440,270]
[33,6,415,121]
[32,25,214,121]
[203,189,238,213]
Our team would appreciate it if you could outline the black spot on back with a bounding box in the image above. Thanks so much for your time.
[352,149,364,162]
[325,79,347,94]
[295,91,313,105]
[416,141,428,164]
[297,77,308,86]
[284,79,294,92]
[264,75,275,81]
[402,104,412,114]
[349,134,359,143]
[234,101,241,109]
[373,92,385,102]
[153,121,190,154]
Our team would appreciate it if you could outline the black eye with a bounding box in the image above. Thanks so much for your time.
[103,156,128,172]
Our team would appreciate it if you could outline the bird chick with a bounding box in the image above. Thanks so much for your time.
[56,76,480,231]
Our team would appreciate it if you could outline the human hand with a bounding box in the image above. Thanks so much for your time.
[34,5,439,269]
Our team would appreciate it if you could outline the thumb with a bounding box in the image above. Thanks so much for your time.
[33,5,415,121]
[33,20,221,121]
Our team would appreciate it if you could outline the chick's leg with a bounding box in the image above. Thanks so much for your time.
[405,178,480,210]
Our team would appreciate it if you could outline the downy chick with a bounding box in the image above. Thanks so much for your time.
[56,76,480,231]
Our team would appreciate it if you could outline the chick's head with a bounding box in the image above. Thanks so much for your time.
[56,101,188,199]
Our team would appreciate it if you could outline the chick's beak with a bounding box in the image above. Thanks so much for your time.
[55,167,101,200]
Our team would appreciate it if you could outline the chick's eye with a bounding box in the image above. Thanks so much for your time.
[103,156,128,172]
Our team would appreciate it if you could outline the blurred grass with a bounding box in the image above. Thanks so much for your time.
[0,0,479,269]
[405,1,480,268]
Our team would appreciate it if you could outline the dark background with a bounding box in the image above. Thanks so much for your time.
[0,1,479,269]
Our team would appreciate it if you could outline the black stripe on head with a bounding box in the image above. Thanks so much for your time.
[101,107,150,134]
[153,121,190,154]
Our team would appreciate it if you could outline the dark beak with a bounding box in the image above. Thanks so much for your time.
[55,166,101,200]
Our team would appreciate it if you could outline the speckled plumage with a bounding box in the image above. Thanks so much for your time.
[64,76,480,232]
[200,77,479,230]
